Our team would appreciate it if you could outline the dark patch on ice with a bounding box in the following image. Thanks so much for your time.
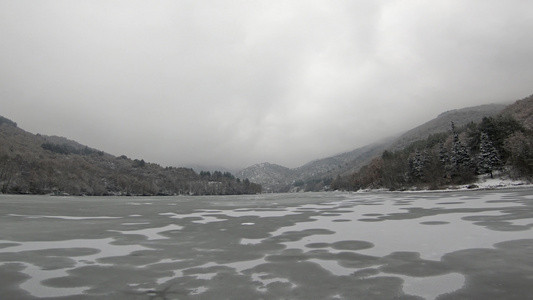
[439,239,533,300]
[309,251,381,269]
[0,243,20,249]
[380,251,453,277]
[462,207,533,231]
[319,213,343,217]
[393,201,413,206]
[31,248,100,257]
[331,240,374,251]
[41,275,88,289]
[436,201,465,205]
[321,210,354,214]
[266,249,309,262]
[485,200,516,203]
[358,218,384,222]
[419,221,449,225]
[248,261,410,299]
[306,242,330,248]
[470,220,532,231]
[0,263,30,299]
[332,219,351,222]
[0,248,96,270]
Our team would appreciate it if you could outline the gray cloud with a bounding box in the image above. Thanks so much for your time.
[2,0,533,169]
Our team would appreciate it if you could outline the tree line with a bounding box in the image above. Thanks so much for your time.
[0,147,261,196]
[0,115,262,196]
[0,153,262,196]
[41,142,104,156]
[331,115,533,191]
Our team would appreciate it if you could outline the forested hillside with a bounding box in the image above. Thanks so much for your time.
[237,143,391,192]
[331,95,533,191]
[238,103,508,193]
[236,163,293,192]
[0,117,261,196]
[388,104,506,151]
[3,94,530,196]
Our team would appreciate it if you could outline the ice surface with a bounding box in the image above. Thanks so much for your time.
[8,214,121,220]
[1,189,532,299]
[108,224,183,240]
[0,237,149,297]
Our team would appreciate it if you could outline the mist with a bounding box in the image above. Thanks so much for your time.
[1,0,532,169]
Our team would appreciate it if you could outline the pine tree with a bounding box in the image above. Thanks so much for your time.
[451,124,470,167]
[438,141,453,181]
[439,141,449,165]
[477,132,502,178]
[411,150,422,180]
[450,122,474,182]
[409,149,428,182]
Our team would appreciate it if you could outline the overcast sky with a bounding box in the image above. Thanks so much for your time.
[1,0,532,170]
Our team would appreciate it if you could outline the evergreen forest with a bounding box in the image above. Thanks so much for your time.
[0,118,261,196]
[331,114,533,191]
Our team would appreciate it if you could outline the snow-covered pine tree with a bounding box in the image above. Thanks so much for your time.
[438,141,453,180]
[409,149,427,182]
[451,130,470,167]
[450,122,474,181]
[413,150,422,178]
[439,141,449,166]
[477,132,502,178]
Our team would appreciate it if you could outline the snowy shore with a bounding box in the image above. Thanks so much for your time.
[462,175,532,191]
[356,173,532,193]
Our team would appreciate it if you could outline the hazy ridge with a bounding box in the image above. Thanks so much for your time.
[237,101,517,192]
[0,119,261,196]
[1,95,530,194]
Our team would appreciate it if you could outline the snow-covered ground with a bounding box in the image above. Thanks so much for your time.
[456,172,532,191]
[470,177,531,189]
[358,172,532,193]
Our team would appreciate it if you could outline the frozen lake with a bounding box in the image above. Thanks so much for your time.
[1,189,532,299]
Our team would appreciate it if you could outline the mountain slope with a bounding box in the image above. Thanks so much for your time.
[0,116,261,195]
[236,142,392,192]
[388,103,506,151]
[501,94,533,129]
[237,102,513,192]
[291,141,392,179]
[332,95,533,191]
[236,163,292,192]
